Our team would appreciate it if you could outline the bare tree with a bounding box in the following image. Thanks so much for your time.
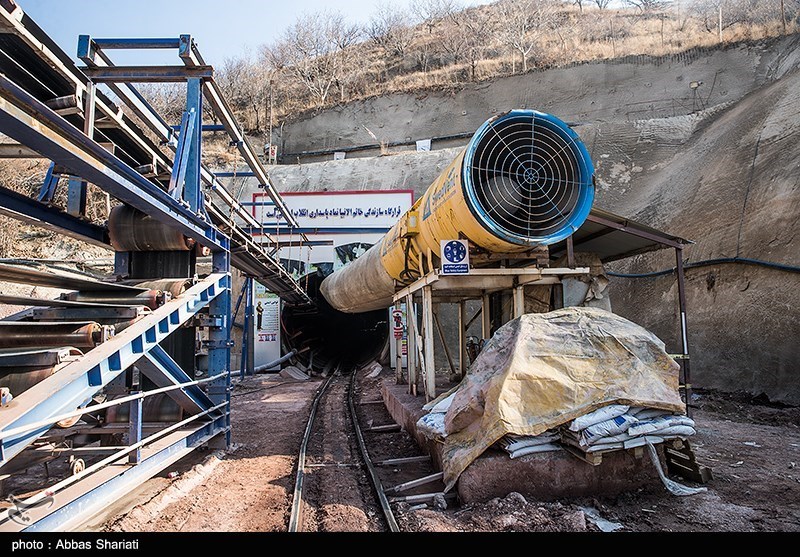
[139,83,184,124]
[278,11,360,108]
[622,0,671,11]
[690,0,750,40]
[437,11,470,64]
[218,53,257,128]
[593,0,613,8]
[327,14,362,102]
[573,0,585,11]
[366,3,415,58]
[496,0,556,73]
[411,0,462,33]
[462,10,493,80]
[413,41,433,72]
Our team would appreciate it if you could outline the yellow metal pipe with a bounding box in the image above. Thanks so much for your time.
[321,109,595,313]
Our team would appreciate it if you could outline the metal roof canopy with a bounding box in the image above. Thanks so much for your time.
[549,207,692,263]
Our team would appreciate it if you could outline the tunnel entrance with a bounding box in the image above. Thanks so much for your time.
[282,271,389,373]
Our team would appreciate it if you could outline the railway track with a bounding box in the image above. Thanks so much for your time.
[288,367,400,532]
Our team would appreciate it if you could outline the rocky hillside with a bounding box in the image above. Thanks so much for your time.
[262,34,800,403]
[148,0,799,134]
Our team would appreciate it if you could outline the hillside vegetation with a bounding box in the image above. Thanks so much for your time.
[144,0,799,139]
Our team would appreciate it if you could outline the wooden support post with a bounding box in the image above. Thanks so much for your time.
[422,285,436,401]
[513,285,525,318]
[432,307,456,380]
[408,300,425,397]
[481,292,491,340]
[405,293,417,394]
[458,300,467,379]
[566,234,576,268]
[395,334,403,385]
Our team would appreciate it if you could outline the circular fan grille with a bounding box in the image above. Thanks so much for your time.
[464,111,594,245]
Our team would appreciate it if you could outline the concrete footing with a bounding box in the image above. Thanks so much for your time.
[381,381,662,503]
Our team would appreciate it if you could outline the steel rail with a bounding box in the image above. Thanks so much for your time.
[348,370,400,532]
[287,373,336,532]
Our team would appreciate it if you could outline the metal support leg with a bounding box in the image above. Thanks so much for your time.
[66,177,87,217]
[422,286,435,401]
[36,162,61,203]
[232,276,247,323]
[77,81,97,218]
[128,391,142,465]
[432,307,456,381]
[675,248,692,417]
[239,277,252,381]
[458,300,466,379]
[184,78,203,213]
[209,249,231,448]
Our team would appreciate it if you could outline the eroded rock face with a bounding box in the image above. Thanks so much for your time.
[262,37,800,403]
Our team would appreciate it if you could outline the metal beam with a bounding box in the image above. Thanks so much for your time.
[81,65,214,83]
[0,73,227,252]
[0,143,42,158]
[175,36,298,228]
[92,38,183,50]
[213,171,256,178]
[586,213,685,250]
[76,37,281,230]
[0,273,228,467]
[167,109,196,200]
[184,78,203,212]
[9,425,222,532]
[0,184,109,248]
[137,345,214,415]
[173,124,226,133]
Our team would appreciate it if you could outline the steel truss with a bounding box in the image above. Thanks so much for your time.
[0,0,306,530]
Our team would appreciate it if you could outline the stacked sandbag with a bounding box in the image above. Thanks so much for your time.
[416,392,456,442]
[560,404,696,454]
[494,430,561,459]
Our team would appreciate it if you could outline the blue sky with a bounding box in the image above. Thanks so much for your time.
[18,0,491,66]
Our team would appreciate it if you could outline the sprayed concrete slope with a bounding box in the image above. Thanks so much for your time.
[262,36,800,403]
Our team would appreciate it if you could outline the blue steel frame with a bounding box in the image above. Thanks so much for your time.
[0,25,240,529]
[239,277,253,380]
[0,274,230,466]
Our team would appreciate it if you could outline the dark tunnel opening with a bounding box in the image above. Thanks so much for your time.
[281,271,389,373]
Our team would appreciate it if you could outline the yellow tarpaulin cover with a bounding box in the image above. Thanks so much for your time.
[441,306,684,491]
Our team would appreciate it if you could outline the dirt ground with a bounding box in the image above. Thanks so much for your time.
[393,388,800,532]
[92,372,799,533]
[99,377,319,532]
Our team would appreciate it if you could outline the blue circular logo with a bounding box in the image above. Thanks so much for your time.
[444,241,466,263]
